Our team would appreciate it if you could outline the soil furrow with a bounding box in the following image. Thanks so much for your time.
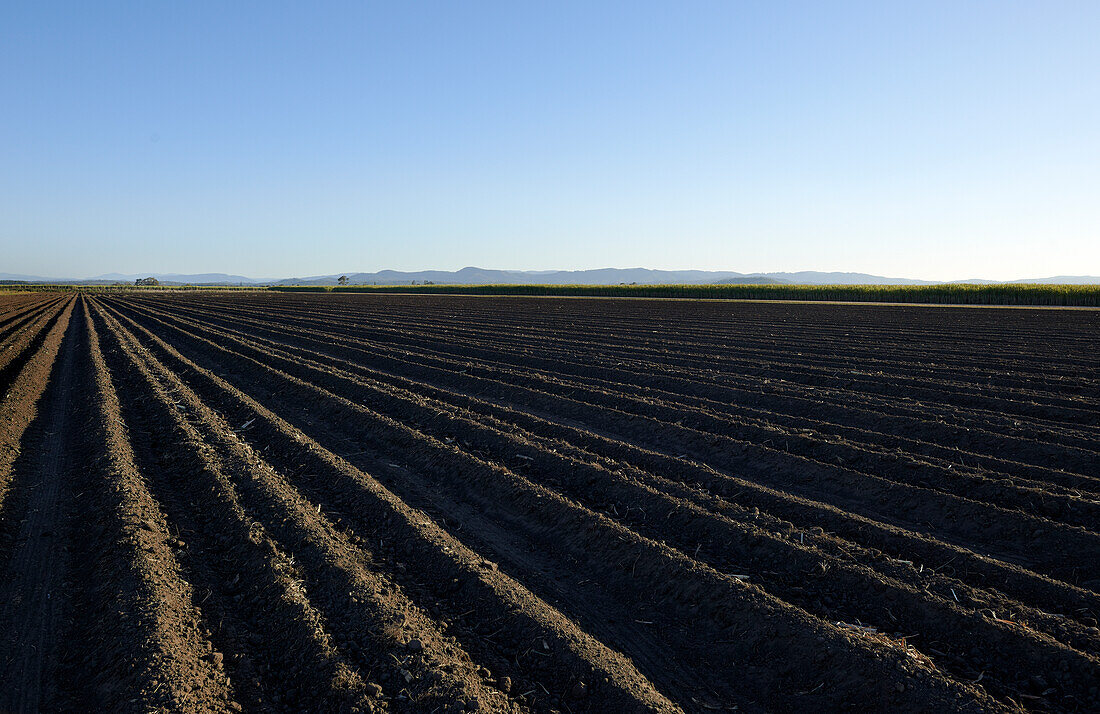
[91,298,682,714]
[89,301,376,713]
[0,298,79,712]
[101,297,1100,584]
[97,296,1008,713]
[167,295,1098,422]
[120,295,1100,479]
[95,300,526,713]
[4,289,1093,713]
[52,299,233,712]
[100,297,1100,710]
[0,298,74,516]
[161,302,1100,519]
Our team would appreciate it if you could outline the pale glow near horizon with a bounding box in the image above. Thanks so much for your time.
[1,2,1097,281]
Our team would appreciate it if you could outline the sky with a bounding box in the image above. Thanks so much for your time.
[1,1,1098,281]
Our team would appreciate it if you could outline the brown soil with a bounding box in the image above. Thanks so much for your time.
[0,291,1096,713]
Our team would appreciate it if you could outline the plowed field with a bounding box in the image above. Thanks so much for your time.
[0,292,1096,713]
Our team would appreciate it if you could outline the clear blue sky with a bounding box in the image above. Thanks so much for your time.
[2,1,1097,280]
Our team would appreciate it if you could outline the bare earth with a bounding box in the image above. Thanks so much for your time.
[0,291,1097,713]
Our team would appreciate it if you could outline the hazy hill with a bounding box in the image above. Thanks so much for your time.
[92,272,263,284]
[3,268,1099,286]
[0,273,58,282]
[275,267,767,286]
[710,276,788,285]
[752,271,937,285]
[1005,275,1100,285]
[277,267,881,286]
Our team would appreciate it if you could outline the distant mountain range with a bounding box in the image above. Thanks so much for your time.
[274,267,802,286]
[0,272,268,285]
[2,268,1098,286]
[94,272,263,284]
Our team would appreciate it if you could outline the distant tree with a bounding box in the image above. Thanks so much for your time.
[135,277,160,286]
[338,275,349,285]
